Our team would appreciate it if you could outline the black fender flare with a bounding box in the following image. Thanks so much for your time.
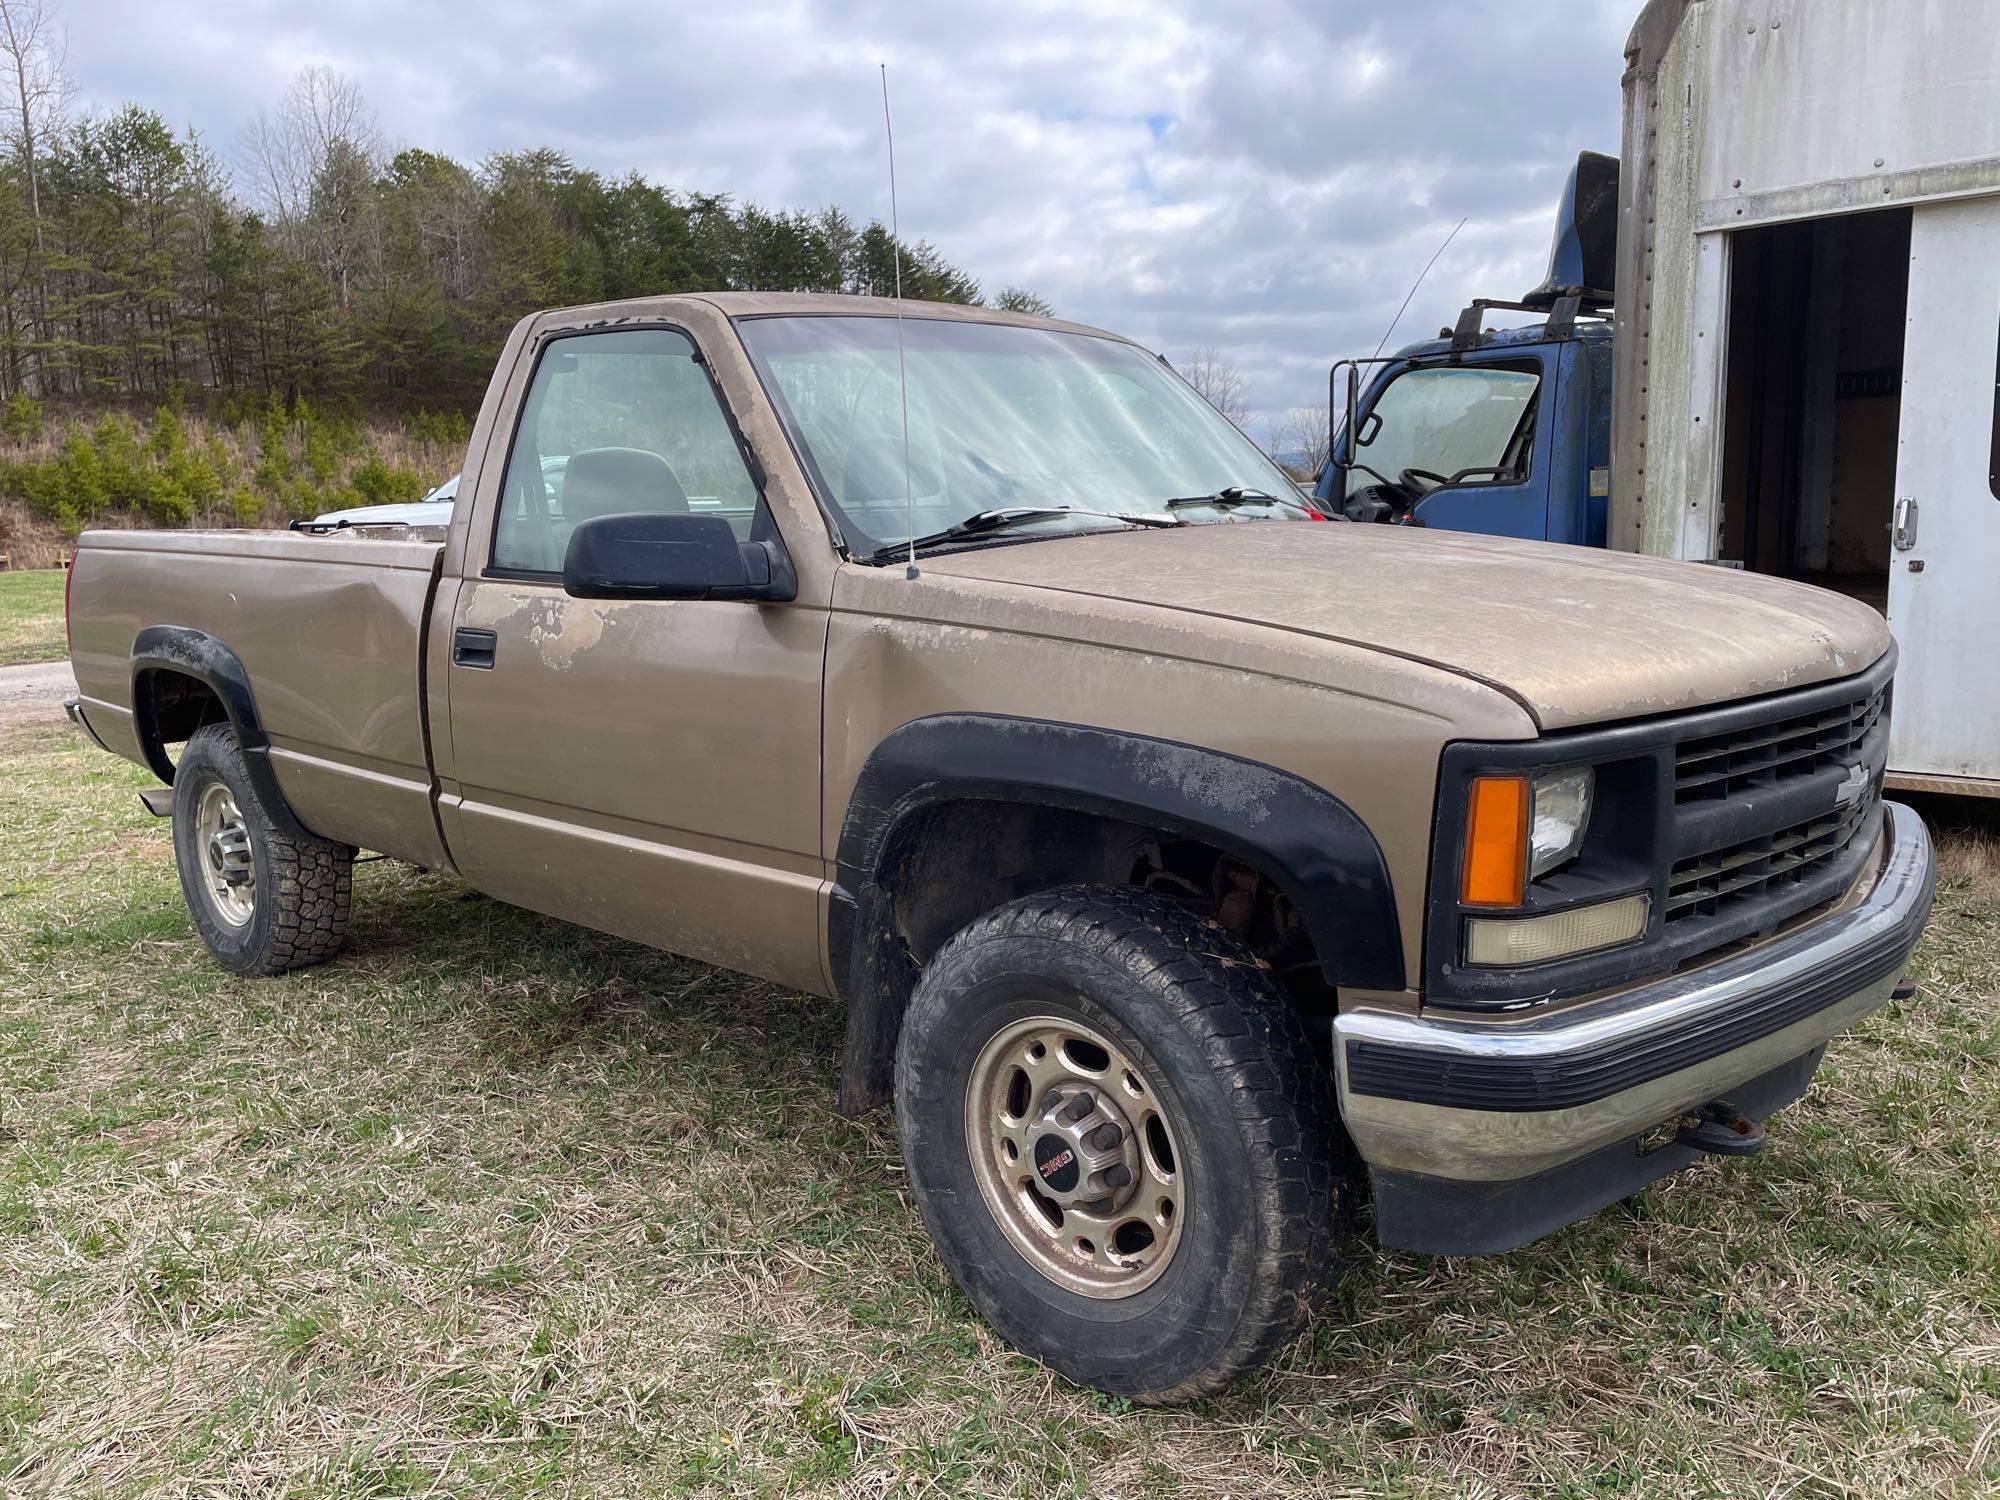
[828,714,1403,1114]
[129,624,314,842]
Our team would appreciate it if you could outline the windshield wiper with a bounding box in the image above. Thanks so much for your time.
[875,505,1182,561]
[1164,485,1319,516]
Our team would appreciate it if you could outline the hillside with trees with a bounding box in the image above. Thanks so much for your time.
[0,4,1041,560]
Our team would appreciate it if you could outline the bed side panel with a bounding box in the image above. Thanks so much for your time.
[68,530,447,867]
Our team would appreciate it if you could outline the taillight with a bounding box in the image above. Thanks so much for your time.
[63,550,74,652]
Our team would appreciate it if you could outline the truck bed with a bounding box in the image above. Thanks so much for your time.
[67,528,449,869]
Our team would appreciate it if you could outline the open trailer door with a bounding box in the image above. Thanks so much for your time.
[1884,195,2000,793]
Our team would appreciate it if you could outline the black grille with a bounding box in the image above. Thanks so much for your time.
[1674,685,1886,803]
[1663,672,1888,939]
[1425,650,1896,1008]
[1667,797,1874,923]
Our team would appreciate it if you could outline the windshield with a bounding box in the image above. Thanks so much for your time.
[1346,364,1539,497]
[737,315,1305,554]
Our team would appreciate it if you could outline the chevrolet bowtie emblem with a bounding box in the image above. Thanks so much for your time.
[1833,762,1872,809]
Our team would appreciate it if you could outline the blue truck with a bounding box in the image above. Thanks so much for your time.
[1319,0,2000,796]
[1314,152,1618,548]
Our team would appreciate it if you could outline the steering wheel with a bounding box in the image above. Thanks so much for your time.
[1399,467,1452,494]
[1343,484,1416,525]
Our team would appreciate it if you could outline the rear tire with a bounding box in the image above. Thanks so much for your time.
[170,723,352,976]
[894,884,1351,1403]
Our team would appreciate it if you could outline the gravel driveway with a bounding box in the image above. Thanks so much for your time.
[0,659,78,732]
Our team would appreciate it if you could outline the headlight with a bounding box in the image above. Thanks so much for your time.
[1529,767,1593,881]
[1461,766,1597,907]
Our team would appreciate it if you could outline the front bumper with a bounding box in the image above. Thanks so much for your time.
[1335,800,1935,1254]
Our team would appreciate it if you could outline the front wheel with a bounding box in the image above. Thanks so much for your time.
[894,885,1351,1403]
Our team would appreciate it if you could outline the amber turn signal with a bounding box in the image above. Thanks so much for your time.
[1462,775,1529,907]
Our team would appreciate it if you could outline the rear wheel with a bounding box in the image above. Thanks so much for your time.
[895,884,1351,1403]
[170,724,352,976]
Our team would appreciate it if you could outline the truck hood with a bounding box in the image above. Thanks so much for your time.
[915,522,1892,731]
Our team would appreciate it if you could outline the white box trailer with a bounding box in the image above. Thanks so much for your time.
[1611,0,2000,794]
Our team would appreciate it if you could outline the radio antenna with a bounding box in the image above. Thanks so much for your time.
[1371,216,1466,361]
[880,63,918,580]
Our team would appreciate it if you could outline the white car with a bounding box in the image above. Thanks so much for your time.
[307,473,460,530]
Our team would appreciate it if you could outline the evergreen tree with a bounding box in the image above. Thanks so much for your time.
[0,65,1030,401]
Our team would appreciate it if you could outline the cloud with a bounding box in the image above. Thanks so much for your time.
[68,0,1632,433]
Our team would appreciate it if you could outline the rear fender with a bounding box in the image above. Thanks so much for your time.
[129,625,315,842]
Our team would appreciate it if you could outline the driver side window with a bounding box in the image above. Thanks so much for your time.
[1347,365,1540,499]
[492,327,765,575]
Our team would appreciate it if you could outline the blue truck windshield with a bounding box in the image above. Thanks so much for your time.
[1346,365,1540,497]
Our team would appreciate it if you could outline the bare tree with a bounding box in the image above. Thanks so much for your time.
[242,66,382,308]
[0,0,69,249]
[1272,405,1332,480]
[0,0,70,391]
[1178,344,1251,429]
[992,285,1054,318]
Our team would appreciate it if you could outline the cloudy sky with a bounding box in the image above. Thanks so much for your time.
[70,0,1634,436]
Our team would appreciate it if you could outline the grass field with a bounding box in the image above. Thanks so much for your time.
[0,569,64,667]
[1,718,1995,1498]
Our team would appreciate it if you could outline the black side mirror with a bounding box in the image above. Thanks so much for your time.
[561,512,797,603]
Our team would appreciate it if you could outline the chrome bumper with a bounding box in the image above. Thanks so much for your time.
[1335,801,1934,1185]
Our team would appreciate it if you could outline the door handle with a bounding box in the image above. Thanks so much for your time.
[452,627,497,669]
[1892,496,1918,551]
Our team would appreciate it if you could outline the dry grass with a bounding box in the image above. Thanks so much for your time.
[1,720,1996,1497]
[0,505,127,573]
[1933,827,2000,893]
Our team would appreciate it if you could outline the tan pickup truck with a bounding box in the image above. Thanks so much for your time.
[63,293,1934,1402]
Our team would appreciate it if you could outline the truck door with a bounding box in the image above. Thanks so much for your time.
[1340,354,1553,540]
[440,324,831,992]
[1885,195,2000,786]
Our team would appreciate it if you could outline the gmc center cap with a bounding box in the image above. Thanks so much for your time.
[1034,1134,1080,1194]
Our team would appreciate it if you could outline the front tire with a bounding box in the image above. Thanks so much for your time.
[894,885,1351,1403]
[170,723,352,976]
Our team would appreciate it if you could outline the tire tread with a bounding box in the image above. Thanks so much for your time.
[173,724,352,976]
[897,883,1352,1403]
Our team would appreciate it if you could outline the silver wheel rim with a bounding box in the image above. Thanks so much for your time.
[965,1014,1185,1299]
[194,781,256,928]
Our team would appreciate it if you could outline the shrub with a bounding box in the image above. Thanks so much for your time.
[280,477,329,519]
[256,393,290,486]
[165,445,221,508]
[148,404,186,462]
[56,432,109,521]
[10,430,113,528]
[305,431,339,484]
[347,451,428,507]
[321,399,368,457]
[205,433,235,489]
[2,393,42,446]
[0,399,462,533]
[15,463,68,526]
[91,415,151,511]
[403,406,473,448]
[144,471,193,524]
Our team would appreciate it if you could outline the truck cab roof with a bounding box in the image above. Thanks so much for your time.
[535,288,1121,342]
